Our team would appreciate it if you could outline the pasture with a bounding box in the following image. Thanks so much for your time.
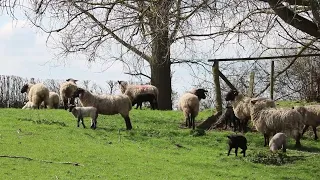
[0,104,319,179]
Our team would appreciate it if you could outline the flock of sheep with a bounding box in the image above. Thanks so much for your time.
[19,78,320,156]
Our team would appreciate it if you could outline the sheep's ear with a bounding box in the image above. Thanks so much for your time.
[250,99,258,104]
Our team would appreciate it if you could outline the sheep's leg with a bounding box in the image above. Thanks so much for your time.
[122,115,132,130]
[294,133,302,148]
[81,118,86,128]
[301,125,309,137]
[188,115,192,128]
[191,115,196,130]
[135,103,139,109]
[63,97,68,110]
[242,149,246,157]
[283,141,287,153]
[77,117,81,127]
[263,134,269,147]
[235,147,238,156]
[312,126,318,140]
[227,147,232,156]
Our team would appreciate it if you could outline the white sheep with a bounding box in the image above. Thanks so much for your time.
[22,101,34,109]
[60,78,78,110]
[225,89,276,133]
[250,99,304,147]
[68,105,98,129]
[20,83,50,109]
[294,105,320,140]
[269,132,287,153]
[118,81,159,108]
[44,92,60,109]
[178,88,208,130]
[72,87,133,130]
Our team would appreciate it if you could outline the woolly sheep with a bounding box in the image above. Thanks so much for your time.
[227,134,247,157]
[269,132,287,153]
[294,105,320,140]
[178,88,208,130]
[72,87,133,130]
[250,99,304,147]
[118,80,159,107]
[68,105,98,129]
[20,83,49,109]
[132,93,157,110]
[46,92,60,109]
[225,89,276,133]
[60,78,78,110]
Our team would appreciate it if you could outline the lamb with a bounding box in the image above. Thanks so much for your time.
[178,88,208,130]
[294,105,320,140]
[20,83,49,109]
[72,87,133,130]
[227,134,247,157]
[68,105,98,129]
[132,93,157,110]
[46,92,60,109]
[250,99,304,147]
[22,101,34,109]
[269,132,287,153]
[60,78,78,110]
[225,89,276,133]
[118,81,159,108]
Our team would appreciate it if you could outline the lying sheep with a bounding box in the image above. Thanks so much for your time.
[269,132,287,153]
[118,80,159,108]
[178,88,208,129]
[20,83,49,109]
[69,105,98,129]
[294,105,320,140]
[227,134,247,157]
[132,93,157,110]
[225,89,276,133]
[60,78,78,110]
[22,101,34,109]
[250,99,304,147]
[72,87,133,130]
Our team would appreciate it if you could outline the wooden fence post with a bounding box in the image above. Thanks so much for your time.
[270,61,274,100]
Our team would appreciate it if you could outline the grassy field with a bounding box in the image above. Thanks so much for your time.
[0,102,320,179]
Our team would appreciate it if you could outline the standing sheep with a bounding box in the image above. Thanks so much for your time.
[60,78,78,110]
[250,99,304,147]
[294,105,320,140]
[178,88,208,130]
[118,81,159,109]
[68,105,98,129]
[269,132,287,153]
[72,87,133,130]
[132,93,157,110]
[225,89,276,133]
[46,92,60,109]
[20,83,49,109]
[227,134,247,157]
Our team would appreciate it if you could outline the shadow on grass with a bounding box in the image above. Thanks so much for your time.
[246,151,305,166]
[288,144,320,153]
[18,118,67,127]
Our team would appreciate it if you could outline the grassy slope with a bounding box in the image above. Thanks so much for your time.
[0,102,319,180]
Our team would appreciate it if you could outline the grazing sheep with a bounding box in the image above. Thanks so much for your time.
[68,105,98,129]
[60,78,78,110]
[269,132,287,153]
[132,93,157,110]
[294,105,320,140]
[227,134,247,157]
[20,83,49,109]
[225,89,276,133]
[72,87,133,130]
[118,81,159,108]
[250,99,304,147]
[178,88,208,130]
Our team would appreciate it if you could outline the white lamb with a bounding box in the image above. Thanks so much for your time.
[20,83,50,109]
[22,101,34,109]
[269,132,287,153]
[250,99,304,147]
[72,87,133,130]
[69,105,98,129]
[225,89,276,133]
[178,88,208,130]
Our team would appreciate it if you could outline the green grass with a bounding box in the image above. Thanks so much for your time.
[0,102,320,179]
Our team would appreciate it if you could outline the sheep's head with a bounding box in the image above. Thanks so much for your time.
[194,88,208,100]
[21,84,30,93]
[225,89,239,101]
[117,80,128,93]
[66,78,78,84]
[73,88,85,98]
[68,104,76,112]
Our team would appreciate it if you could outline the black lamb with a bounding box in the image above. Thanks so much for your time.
[132,93,158,110]
[227,134,247,157]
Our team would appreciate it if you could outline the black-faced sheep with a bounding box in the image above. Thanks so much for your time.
[72,87,133,130]
[225,89,276,133]
[118,81,159,108]
[294,105,320,140]
[178,88,208,130]
[250,99,304,147]
[227,134,247,157]
[69,105,98,129]
[20,83,49,109]
[269,132,287,153]
[60,78,78,110]
[132,93,157,110]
